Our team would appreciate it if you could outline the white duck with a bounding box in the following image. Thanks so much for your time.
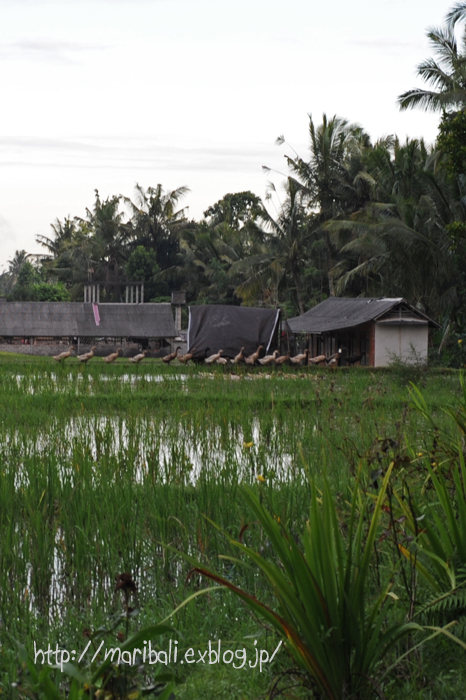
[258,350,280,366]
[205,349,223,364]
[130,349,148,364]
[77,346,96,363]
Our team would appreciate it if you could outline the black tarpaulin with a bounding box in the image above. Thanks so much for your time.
[188,305,281,359]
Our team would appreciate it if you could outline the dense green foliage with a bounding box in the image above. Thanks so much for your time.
[1,122,464,326]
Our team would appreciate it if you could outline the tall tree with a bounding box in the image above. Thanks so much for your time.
[3,250,35,294]
[122,184,189,271]
[398,5,466,112]
[36,217,77,262]
[232,179,313,314]
[275,114,372,295]
[80,190,129,300]
[203,191,262,230]
[326,138,460,318]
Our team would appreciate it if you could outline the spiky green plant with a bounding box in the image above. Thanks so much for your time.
[192,466,423,700]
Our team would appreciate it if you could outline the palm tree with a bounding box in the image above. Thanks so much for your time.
[122,184,189,271]
[36,217,76,261]
[79,190,130,300]
[4,250,35,294]
[231,178,313,314]
[398,6,466,112]
[177,199,265,304]
[326,138,460,318]
[35,217,80,285]
[275,114,372,295]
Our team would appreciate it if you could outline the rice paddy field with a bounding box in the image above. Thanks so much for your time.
[1,353,465,699]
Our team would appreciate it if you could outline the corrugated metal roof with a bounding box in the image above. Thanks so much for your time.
[287,297,437,333]
[0,302,176,338]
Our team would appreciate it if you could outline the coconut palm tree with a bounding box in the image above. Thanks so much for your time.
[35,217,81,285]
[122,183,189,271]
[326,138,460,318]
[78,190,130,301]
[398,7,466,112]
[274,114,372,295]
[231,178,314,314]
[36,217,76,261]
[3,250,35,294]
[174,191,265,304]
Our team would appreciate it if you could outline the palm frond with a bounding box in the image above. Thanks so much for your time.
[446,2,466,29]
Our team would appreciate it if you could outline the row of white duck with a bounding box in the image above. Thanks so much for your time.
[53,348,148,364]
[163,347,346,366]
[53,346,363,367]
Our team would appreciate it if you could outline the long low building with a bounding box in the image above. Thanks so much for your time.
[0,301,176,345]
[287,297,439,366]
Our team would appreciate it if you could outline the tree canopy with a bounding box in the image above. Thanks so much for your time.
[3,3,466,362]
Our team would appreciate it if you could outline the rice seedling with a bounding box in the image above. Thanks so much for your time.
[0,357,464,697]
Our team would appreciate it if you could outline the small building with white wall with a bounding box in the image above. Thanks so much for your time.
[287,297,438,366]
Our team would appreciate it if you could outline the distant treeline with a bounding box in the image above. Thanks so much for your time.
[2,4,466,363]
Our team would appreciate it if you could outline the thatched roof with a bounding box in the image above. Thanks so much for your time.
[0,302,176,338]
[287,298,438,334]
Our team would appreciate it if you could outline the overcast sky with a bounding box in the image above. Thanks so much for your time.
[0,0,456,270]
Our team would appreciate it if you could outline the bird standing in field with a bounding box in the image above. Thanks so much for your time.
[104,348,122,364]
[327,348,343,366]
[216,356,229,365]
[308,354,327,365]
[258,350,279,366]
[77,346,96,363]
[245,345,264,365]
[130,349,148,364]
[53,347,75,362]
[205,349,223,364]
[346,351,366,366]
[231,347,245,365]
[274,353,290,366]
[290,348,310,365]
[178,348,196,364]
[162,347,181,364]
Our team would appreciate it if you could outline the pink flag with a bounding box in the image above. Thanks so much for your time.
[93,303,100,327]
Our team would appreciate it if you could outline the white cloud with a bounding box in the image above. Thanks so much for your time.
[0,38,107,63]
[0,134,284,173]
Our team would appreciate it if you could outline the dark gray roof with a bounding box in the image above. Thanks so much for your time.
[0,302,176,338]
[287,297,437,333]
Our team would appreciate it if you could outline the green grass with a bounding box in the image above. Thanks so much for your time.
[0,357,465,697]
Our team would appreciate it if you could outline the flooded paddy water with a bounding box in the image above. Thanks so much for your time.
[0,358,460,689]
